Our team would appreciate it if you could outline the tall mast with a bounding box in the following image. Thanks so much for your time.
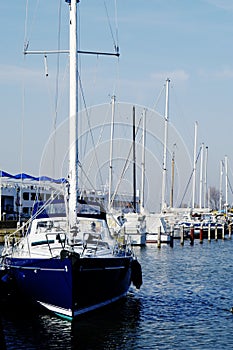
[161,78,170,212]
[199,142,204,209]
[203,146,208,208]
[65,0,119,222]
[192,121,198,209]
[219,160,223,212]
[108,95,116,211]
[133,106,136,212]
[170,147,175,208]
[225,155,228,215]
[68,0,78,228]
[140,108,146,213]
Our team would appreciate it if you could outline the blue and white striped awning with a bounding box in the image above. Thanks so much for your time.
[0,171,66,184]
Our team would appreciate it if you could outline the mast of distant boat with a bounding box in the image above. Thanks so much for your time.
[225,155,228,215]
[161,78,170,212]
[140,109,146,213]
[108,95,116,212]
[203,146,208,208]
[192,121,198,209]
[170,147,175,208]
[199,142,204,209]
[219,160,223,212]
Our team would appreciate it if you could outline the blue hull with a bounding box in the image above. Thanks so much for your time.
[4,254,133,319]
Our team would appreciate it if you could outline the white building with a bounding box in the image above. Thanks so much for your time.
[0,172,64,221]
[0,172,140,221]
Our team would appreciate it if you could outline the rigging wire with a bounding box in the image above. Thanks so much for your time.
[227,174,233,196]
[152,84,166,113]
[78,161,97,192]
[52,0,62,178]
[23,1,70,183]
[23,0,29,51]
[104,1,119,54]
[179,145,202,207]
[104,0,120,98]
[110,113,143,207]
[21,0,32,176]
[222,161,233,196]
[77,1,121,192]
[76,4,97,188]
[82,103,112,189]
[113,0,120,98]
[23,0,40,51]
[114,0,119,51]
[78,74,105,188]
[18,0,32,218]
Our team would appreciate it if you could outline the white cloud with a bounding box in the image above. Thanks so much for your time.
[198,67,233,79]
[214,68,233,78]
[204,0,233,11]
[0,64,45,87]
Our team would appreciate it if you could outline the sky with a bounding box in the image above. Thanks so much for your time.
[1,0,233,211]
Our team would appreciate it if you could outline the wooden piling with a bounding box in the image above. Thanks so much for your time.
[215,224,218,241]
[180,225,184,246]
[222,224,225,240]
[208,224,211,242]
[199,226,203,244]
[229,223,232,239]
[190,226,194,245]
[169,231,174,248]
[157,226,161,248]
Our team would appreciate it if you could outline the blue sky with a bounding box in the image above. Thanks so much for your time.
[1,0,233,209]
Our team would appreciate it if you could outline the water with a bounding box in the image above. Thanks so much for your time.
[1,238,233,349]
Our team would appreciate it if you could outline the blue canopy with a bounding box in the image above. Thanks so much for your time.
[0,170,15,178]
[0,171,66,184]
[14,173,37,180]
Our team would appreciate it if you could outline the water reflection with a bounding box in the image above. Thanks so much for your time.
[0,298,71,349]
[0,289,142,350]
[71,294,143,349]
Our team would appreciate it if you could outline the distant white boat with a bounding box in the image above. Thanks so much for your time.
[122,212,147,246]
[146,213,170,243]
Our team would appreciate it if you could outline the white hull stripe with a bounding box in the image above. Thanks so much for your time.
[38,292,127,320]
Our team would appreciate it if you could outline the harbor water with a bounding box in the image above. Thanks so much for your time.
[1,238,233,349]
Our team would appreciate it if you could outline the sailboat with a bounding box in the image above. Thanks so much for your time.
[0,0,142,320]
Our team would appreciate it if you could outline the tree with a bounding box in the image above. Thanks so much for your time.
[208,186,222,210]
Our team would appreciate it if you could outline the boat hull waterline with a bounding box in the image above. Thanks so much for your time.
[3,253,138,319]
